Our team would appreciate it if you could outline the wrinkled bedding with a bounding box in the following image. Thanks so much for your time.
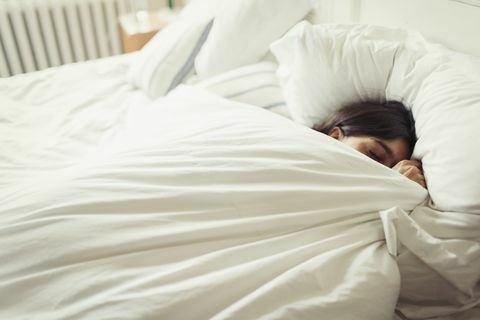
[0,56,479,320]
[0,53,143,191]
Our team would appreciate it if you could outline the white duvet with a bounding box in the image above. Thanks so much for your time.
[0,84,478,319]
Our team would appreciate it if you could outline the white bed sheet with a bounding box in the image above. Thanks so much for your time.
[1,83,430,319]
[0,53,148,192]
[0,54,291,195]
[1,54,478,319]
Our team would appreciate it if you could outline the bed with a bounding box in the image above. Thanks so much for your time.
[1,0,479,319]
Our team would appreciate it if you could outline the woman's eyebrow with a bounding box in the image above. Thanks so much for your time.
[374,139,393,158]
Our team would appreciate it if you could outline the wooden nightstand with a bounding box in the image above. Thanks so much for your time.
[119,10,178,53]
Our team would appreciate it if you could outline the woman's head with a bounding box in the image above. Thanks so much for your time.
[313,101,416,167]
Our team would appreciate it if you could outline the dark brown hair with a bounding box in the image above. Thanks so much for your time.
[313,101,416,155]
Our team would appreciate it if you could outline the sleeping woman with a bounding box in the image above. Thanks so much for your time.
[313,101,426,188]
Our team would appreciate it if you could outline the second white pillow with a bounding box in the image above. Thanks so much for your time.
[192,61,287,115]
[195,0,312,78]
[128,16,214,98]
[270,21,410,128]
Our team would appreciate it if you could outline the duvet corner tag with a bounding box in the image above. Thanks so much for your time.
[379,207,405,257]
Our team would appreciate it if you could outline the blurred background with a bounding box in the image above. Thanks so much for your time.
[0,0,190,77]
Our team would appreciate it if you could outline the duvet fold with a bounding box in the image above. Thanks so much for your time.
[0,86,431,319]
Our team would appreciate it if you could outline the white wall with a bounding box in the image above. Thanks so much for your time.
[311,0,480,56]
[358,0,480,56]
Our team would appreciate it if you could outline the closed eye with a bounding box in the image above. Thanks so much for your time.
[368,150,381,162]
[374,139,393,159]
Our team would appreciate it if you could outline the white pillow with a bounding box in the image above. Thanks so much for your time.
[270,21,423,127]
[195,0,313,78]
[192,62,289,117]
[271,21,480,213]
[388,50,480,213]
[127,16,214,98]
[432,45,480,82]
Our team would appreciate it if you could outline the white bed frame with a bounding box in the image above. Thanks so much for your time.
[311,0,480,57]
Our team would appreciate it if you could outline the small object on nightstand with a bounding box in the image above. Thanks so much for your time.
[119,9,178,53]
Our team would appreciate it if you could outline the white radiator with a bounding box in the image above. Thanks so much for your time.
[0,0,146,77]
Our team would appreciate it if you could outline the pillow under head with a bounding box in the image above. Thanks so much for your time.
[271,21,480,214]
[388,50,480,213]
[270,21,408,128]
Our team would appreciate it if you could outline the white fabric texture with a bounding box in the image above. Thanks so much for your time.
[387,48,480,214]
[381,206,480,319]
[271,21,480,214]
[192,61,289,117]
[268,23,480,317]
[127,16,213,98]
[0,54,144,191]
[443,47,480,82]
[1,85,431,319]
[270,21,423,128]
[1,54,478,319]
[195,0,313,78]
